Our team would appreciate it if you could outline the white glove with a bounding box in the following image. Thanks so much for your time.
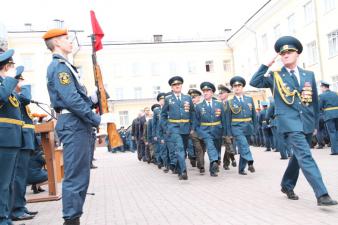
[90,87,99,104]
[100,113,115,124]
[6,67,17,78]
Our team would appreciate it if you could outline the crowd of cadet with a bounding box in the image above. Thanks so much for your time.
[125,35,338,207]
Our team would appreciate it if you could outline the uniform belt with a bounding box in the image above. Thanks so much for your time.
[232,118,252,122]
[23,124,35,129]
[60,109,71,114]
[323,106,338,111]
[200,121,221,126]
[0,118,25,126]
[262,121,267,123]
[168,119,190,123]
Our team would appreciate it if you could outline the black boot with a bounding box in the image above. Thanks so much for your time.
[31,184,39,194]
[63,217,80,225]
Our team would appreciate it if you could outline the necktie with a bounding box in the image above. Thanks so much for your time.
[207,101,212,112]
[239,97,243,105]
[290,70,299,88]
[177,95,181,104]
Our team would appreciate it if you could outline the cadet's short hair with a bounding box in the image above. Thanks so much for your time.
[45,38,56,51]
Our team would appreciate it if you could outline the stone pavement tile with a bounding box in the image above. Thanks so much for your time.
[19,146,338,225]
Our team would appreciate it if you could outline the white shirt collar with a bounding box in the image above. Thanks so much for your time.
[206,99,213,105]
[286,67,300,82]
[235,95,244,101]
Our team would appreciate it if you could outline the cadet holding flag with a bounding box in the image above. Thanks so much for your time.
[43,28,114,225]
[250,36,337,206]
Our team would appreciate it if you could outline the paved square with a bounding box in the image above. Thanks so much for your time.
[20,147,338,225]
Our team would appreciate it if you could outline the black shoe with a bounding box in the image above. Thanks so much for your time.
[316,145,324,149]
[281,187,299,200]
[38,187,45,192]
[172,168,178,175]
[265,148,271,152]
[210,172,218,177]
[90,164,98,169]
[223,164,230,170]
[31,185,39,194]
[330,153,338,155]
[248,165,255,173]
[179,171,188,180]
[163,167,169,173]
[200,168,205,174]
[25,210,38,215]
[157,164,163,169]
[239,171,247,175]
[63,218,80,225]
[317,194,338,206]
[12,213,35,221]
[231,160,237,167]
[280,157,288,160]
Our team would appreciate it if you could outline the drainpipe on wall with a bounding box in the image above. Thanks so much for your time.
[313,0,324,80]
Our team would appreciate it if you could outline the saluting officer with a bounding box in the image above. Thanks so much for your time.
[188,88,206,174]
[227,76,256,175]
[250,35,337,206]
[319,81,338,155]
[194,82,228,176]
[10,66,38,221]
[43,29,113,224]
[0,49,24,225]
[217,84,237,170]
[160,76,194,180]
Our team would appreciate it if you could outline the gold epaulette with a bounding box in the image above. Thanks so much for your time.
[228,99,242,114]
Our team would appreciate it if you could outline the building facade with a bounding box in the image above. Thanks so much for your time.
[228,0,338,91]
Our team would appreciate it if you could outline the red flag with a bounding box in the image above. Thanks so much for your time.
[90,10,104,51]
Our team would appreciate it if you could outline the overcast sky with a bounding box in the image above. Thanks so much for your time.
[1,0,268,42]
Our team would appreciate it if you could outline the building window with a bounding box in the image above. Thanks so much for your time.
[261,34,268,51]
[20,54,34,71]
[189,84,197,89]
[324,0,336,12]
[274,24,281,39]
[115,88,123,100]
[306,41,318,65]
[331,75,338,91]
[304,1,315,25]
[287,14,296,35]
[153,86,160,97]
[119,111,129,127]
[132,62,141,76]
[151,62,160,76]
[223,60,232,73]
[187,61,197,74]
[328,30,338,57]
[169,62,177,75]
[205,60,214,72]
[134,87,142,99]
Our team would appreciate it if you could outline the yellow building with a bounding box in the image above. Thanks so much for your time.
[4,27,234,127]
[228,0,338,90]
[73,37,234,127]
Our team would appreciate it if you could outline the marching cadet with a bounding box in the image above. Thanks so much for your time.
[152,93,167,169]
[188,88,206,174]
[43,28,114,224]
[0,49,24,225]
[151,92,165,169]
[144,106,155,163]
[160,76,194,180]
[194,82,228,177]
[259,101,273,151]
[10,66,38,221]
[217,84,237,170]
[319,80,338,155]
[250,35,337,206]
[227,76,256,175]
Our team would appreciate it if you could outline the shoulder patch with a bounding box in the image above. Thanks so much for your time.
[57,59,66,64]
[58,72,71,85]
